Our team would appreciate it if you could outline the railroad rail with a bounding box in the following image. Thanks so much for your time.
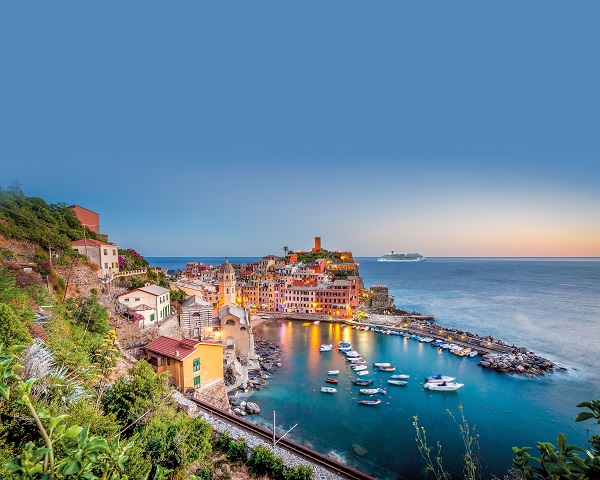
[190,398,378,480]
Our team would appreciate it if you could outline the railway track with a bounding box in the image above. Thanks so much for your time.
[190,398,378,480]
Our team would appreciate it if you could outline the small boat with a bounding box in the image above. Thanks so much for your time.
[338,341,351,348]
[424,382,464,391]
[357,370,369,376]
[387,380,408,386]
[319,346,332,352]
[345,351,361,357]
[320,344,333,349]
[358,399,382,406]
[378,365,396,372]
[302,322,311,326]
[359,388,387,395]
[321,387,337,393]
[425,375,456,384]
[352,379,373,386]
[374,362,390,367]
[325,378,338,383]
[313,320,320,324]
[391,374,410,379]
[468,350,479,358]
[327,370,339,375]
[352,365,367,371]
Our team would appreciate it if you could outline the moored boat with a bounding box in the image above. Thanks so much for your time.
[387,380,408,386]
[351,379,373,386]
[358,399,382,405]
[424,382,464,391]
[378,365,396,372]
[359,388,387,395]
[352,365,368,371]
[357,370,369,376]
[325,378,338,383]
[374,362,390,367]
[321,387,337,393]
[327,370,339,375]
[391,374,410,379]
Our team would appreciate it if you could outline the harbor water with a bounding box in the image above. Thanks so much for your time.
[148,256,600,479]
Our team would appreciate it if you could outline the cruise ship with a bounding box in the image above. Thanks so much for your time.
[378,251,426,262]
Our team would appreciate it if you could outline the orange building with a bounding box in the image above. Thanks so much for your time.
[144,336,224,392]
[69,205,101,234]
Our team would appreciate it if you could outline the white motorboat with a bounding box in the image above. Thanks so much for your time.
[319,346,332,352]
[327,370,339,375]
[357,370,370,376]
[424,382,464,391]
[387,380,408,386]
[345,350,360,357]
[359,388,386,395]
[425,375,456,384]
[391,374,410,379]
[352,365,368,371]
[373,362,390,367]
[321,387,337,393]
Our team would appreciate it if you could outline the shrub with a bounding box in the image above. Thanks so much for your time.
[247,444,278,477]
[227,438,248,463]
[284,464,314,480]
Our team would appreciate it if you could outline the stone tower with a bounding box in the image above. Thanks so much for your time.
[218,258,236,307]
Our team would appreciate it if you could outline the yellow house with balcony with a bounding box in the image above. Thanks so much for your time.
[144,336,224,392]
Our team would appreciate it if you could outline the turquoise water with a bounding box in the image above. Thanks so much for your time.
[148,257,600,479]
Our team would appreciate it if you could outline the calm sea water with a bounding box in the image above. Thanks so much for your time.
[148,256,600,479]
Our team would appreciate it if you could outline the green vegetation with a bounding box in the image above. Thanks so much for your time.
[296,251,334,264]
[0,187,103,262]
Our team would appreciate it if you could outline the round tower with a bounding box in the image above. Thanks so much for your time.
[218,258,236,307]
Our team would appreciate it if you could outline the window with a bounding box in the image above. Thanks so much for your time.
[193,358,200,372]
[150,313,155,321]
[194,375,200,389]
[135,298,140,302]
[124,298,129,302]
[104,263,108,269]
[113,250,116,255]
[240,326,247,331]
[225,320,235,325]
[104,249,108,255]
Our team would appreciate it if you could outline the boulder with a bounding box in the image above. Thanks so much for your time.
[246,402,260,414]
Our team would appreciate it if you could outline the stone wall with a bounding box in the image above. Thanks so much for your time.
[370,285,392,310]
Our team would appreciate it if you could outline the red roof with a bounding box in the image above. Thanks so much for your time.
[144,336,222,360]
[72,238,112,246]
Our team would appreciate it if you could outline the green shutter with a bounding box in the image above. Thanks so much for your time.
[194,375,200,388]
[193,358,200,372]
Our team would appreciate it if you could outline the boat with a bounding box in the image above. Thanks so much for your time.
[391,374,410,379]
[387,380,408,386]
[320,344,333,349]
[468,350,479,358]
[319,346,332,352]
[327,370,339,375]
[313,320,320,324]
[338,341,351,348]
[378,365,396,372]
[321,387,337,393]
[352,365,367,371]
[325,378,338,383]
[357,370,369,376]
[425,375,456,384]
[378,251,427,262]
[358,399,382,406]
[424,382,464,391]
[359,388,387,395]
[351,379,373,386]
[373,362,390,367]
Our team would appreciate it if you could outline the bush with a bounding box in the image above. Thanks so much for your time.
[247,444,278,477]
[227,438,248,463]
[284,464,313,480]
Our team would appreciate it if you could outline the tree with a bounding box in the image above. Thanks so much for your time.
[7,179,24,195]
[513,400,600,478]
[0,303,32,348]
[282,246,290,257]
[72,294,109,335]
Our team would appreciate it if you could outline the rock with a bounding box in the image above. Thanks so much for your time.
[352,443,368,456]
[246,402,260,414]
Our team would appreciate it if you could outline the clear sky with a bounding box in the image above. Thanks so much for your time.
[1,1,599,257]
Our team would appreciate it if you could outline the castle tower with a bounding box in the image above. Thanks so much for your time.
[218,258,236,307]
[312,236,321,252]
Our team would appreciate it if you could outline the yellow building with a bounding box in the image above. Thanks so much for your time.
[144,336,224,392]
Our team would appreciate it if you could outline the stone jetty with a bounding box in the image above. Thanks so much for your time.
[478,350,555,375]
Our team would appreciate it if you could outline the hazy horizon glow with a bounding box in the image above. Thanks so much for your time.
[1,1,598,257]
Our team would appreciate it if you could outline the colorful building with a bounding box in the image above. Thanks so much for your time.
[117,284,171,323]
[72,238,119,280]
[144,336,224,391]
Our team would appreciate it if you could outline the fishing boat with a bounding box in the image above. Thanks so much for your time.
[359,388,387,395]
[424,382,464,391]
[321,387,337,393]
[373,362,390,367]
[325,378,338,384]
[387,380,408,386]
[378,365,397,372]
[391,374,410,379]
[327,370,339,375]
[358,399,382,406]
[425,375,456,384]
[357,370,369,376]
[351,379,373,386]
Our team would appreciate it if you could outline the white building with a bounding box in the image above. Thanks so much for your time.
[117,284,171,324]
[72,238,119,280]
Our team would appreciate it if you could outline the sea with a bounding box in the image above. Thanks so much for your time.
[147,256,600,479]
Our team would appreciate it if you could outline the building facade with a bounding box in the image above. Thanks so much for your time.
[72,238,119,280]
[117,284,171,323]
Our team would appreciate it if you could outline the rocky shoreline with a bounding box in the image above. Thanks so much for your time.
[229,330,283,416]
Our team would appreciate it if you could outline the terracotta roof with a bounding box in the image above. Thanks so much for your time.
[72,239,112,246]
[144,336,199,360]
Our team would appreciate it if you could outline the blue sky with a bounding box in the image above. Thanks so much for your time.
[1,1,599,256]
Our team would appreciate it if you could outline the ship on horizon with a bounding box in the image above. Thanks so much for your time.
[378,251,427,262]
